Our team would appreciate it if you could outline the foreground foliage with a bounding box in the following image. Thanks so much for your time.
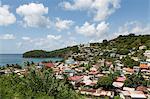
[0,68,81,99]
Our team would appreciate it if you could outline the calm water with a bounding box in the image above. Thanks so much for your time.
[0,54,63,66]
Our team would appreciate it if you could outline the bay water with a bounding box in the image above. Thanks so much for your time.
[0,54,63,66]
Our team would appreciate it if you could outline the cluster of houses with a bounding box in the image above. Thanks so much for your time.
[0,44,150,98]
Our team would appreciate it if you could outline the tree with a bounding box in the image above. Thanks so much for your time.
[117,49,130,55]
[85,62,92,71]
[96,76,113,89]
[109,71,120,80]
[102,39,108,47]
[31,61,35,65]
[15,64,22,69]
[124,73,147,87]
[122,56,139,68]
[26,61,30,66]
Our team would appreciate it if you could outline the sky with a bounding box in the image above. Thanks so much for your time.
[0,0,149,54]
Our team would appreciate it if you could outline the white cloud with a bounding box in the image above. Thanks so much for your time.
[19,34,62,48]
[0,34,15,40]
[22,36,31,40]
[47,34,62,40]
[76,21,109,37]
[115,21,150,36]
[76,22,96,37]
[21,36,33,43]
[18,34,80,51]
[62,0,92,10]
[0,5,16,26]
[55,18,74,31]
[16,3,50,28]
[61,0,121,21]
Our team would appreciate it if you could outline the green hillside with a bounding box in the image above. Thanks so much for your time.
[23,34,150,58]
[23,46,79,58]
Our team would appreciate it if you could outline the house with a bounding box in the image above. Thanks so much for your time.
[131,57,139,61]
[123,87,135,91]
[133,66,140,73]
[95,73,104,78]
[65,57,75,65]
[140,62,149,69]
[123,68,134,74]
[139,45,147,50]
[119,55,127,59]
[110,53,116,57]
[75,67,86,72]
[120,90,147,99]
[146,58,150,62]
[81,76,97,86]
[68,75,84,85]
[115,63,124,72]
[116,77,126,82]
[113,82,124,88]
[80,89,114,98]
[64,68,76,76]
[43,62,54,68]
[90,67,97,72]
[89,71,99,75]
[80,89,96,95]
[120,91,130,99]
[136,86,147,92]
[144,50,150,58]
[130,91,147,99]
[105,61,113,67]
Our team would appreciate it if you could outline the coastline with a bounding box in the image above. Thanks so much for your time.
[0,54,63,67]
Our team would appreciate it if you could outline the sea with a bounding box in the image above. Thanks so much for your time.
[0,54,63,67]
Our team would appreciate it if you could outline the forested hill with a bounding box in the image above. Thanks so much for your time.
[23,46,79,58]
[23,34,150,58]
[91,34,150,50]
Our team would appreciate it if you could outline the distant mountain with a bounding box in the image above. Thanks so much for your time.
[23,34,150,58]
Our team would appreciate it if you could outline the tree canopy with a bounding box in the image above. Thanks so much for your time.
[0,68,81,99]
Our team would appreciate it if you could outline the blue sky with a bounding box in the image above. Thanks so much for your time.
[0,0,149,54]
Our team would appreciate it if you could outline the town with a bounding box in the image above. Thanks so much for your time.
[1,37,150,98]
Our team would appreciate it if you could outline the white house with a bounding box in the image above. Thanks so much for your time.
[144,50,150,58]
[139,45,147,50]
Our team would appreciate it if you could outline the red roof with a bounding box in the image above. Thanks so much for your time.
[80,89,96,93]
[116,77,126,82]
[124,68,134,73]
[140,63,149,69]
[89,71,99,75]
[136,86,147,91]
[43,63,54,68]
[68,76,83,81]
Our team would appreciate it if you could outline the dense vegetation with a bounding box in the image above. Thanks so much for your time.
[121,56,140,68]
[23,34,150,58]
[95,72,120,89]
[124,73,150,87]
[0,68,81,99]
[91,34,150,51]
[23,46,79,58]
[108,34,150,50]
